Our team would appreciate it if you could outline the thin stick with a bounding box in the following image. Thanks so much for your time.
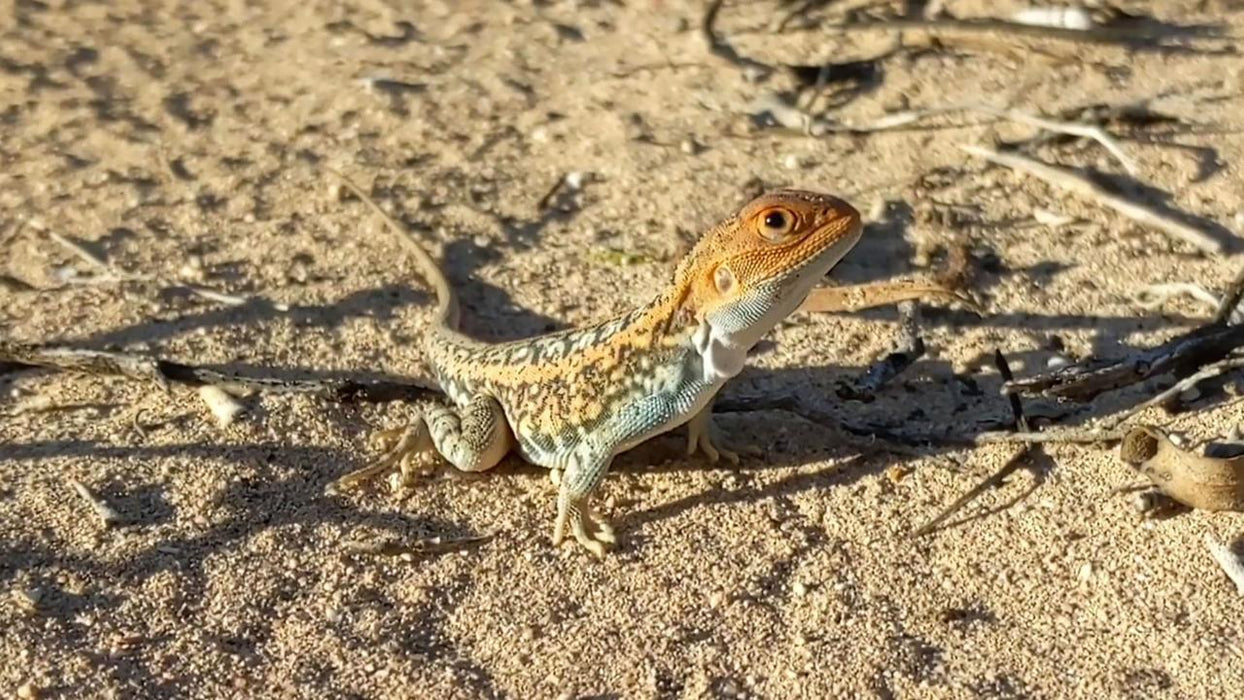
[840,104,1137,175]
[813,16,1222,47]
[48,231,119,273]
[43,230,272,308]
[973,427,1124,444]
[961,144,1225,254]
[0,341,437,403]
[702,0,773,76]
[1007,321,1244,401]
[979,106,1137,175]
[910,445,1031,537]
[799,278,980,314]
[1134,283,1221,313]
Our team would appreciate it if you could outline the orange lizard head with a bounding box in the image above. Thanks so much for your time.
[673,190,862,336]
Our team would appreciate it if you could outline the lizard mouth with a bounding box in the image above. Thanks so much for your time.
[790,214,863,282]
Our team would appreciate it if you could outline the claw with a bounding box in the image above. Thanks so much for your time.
[552,496,614,557]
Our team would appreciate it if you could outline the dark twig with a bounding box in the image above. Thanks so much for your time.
[836,301,926,400]
[0,341,437,403]
[997,349,1028,432]
[1006,322,1244,401]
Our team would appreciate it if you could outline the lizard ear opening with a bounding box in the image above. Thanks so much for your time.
[713,265,736,295]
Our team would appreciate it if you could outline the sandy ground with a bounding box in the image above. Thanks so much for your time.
[4,0,1244,698]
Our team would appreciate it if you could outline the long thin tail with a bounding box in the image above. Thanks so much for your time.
[327,168,459,329]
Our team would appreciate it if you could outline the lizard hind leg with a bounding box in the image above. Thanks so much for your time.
[423,394,513,474]
[331,421,434,493]
[551,453,617,557]
[330,394,512,493]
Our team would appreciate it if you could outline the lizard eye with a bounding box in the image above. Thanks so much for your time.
[713,265,735,294]
[757,207,796,242]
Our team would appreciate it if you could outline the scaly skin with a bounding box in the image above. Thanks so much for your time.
[330,172,863,556]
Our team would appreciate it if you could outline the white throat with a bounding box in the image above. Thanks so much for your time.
[691,225,862,384]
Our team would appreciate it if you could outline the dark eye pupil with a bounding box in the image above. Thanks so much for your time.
[764,212,786,229]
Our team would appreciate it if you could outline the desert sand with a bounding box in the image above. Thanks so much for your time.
[3,1,1244,698]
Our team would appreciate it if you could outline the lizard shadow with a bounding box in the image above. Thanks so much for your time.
[440,238,567,340]
[0,439,498,698]
[41,283,430,351]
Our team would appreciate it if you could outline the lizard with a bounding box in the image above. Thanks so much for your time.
[328,170,863,556]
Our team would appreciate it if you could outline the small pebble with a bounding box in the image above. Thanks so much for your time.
[17,682,38,699]
[1046,355,1071,369]
[792,581,809,597]
[198,386,245,428]
[1077,563,1093,582]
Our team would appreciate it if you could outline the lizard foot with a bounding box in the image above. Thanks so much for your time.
[552,498,615,558]
[685,411,741,465]
[331,424,432,493]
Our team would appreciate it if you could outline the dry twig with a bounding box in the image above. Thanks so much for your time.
[0,341,436,403]
[41,229,265,308]
[812,16,1224,49]
[799,278,979,314]
[1096,356,1244,429]
[960,144,1226,254]
[837,105,1138,174]
[837,301,926,401]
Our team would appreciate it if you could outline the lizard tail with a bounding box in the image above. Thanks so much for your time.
[327,167,460,329]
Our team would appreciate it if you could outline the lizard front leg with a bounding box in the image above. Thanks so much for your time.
[551,451,616,557]
[331,394,512,492]
[685,405,740,465]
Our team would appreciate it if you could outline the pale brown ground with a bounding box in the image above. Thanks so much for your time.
[3,1,1244,698]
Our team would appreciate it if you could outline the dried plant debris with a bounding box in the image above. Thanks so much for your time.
[795,5,1227,52]
[68,479,124,527]
[1118,426,1244,512]
[1007,321,1244,402]
[799,278,979,315]
[1204,534,1244,595]
[912,351,1041,537]
[959,145,1230,255]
